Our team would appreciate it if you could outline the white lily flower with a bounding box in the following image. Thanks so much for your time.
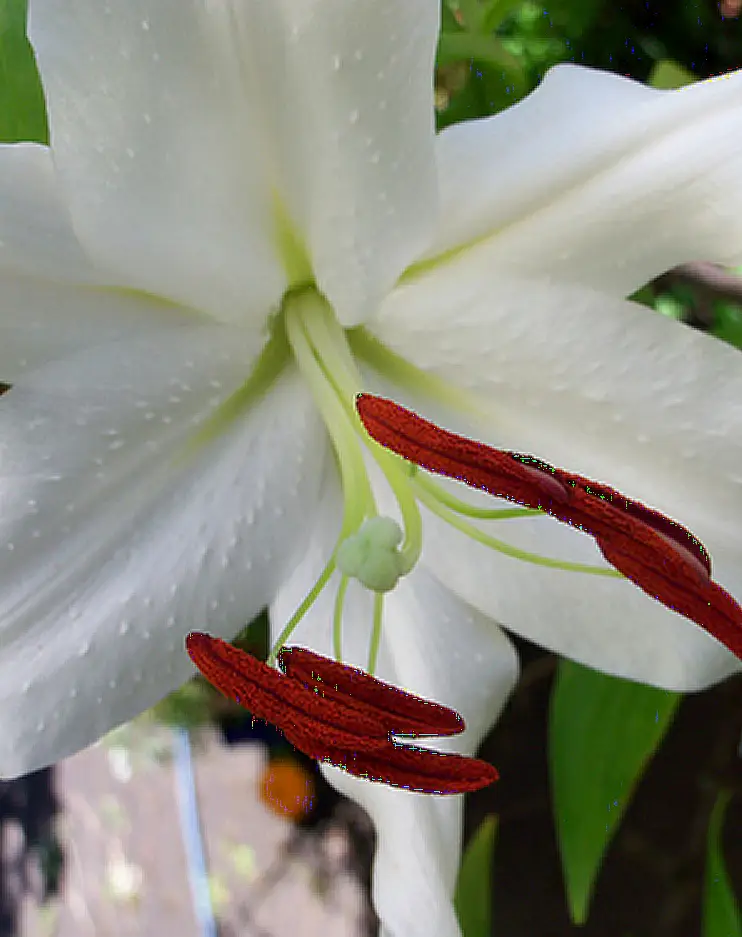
[2,1,742,934]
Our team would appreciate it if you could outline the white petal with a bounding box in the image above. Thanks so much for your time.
[426,64,742,294]
[240,0,439,326]
[0,144,101,284]
[0,328,327,776]
[371,259,742,688]
[28,0,285,323]
[272,472,518,937]
[0,277,204,382]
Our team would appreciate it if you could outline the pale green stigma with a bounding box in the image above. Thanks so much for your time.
[336,516,406,593]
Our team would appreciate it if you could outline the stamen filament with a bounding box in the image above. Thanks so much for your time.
[413,480,622,577]
[368,592,384,674]
[334,574,350,662]
[267,555,337,667]
[411,470,544,521]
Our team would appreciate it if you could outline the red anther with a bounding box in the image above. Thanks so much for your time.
[186,633,498,795]
[288,723,498,795]
[278,645,465,737]
[553,470,711,580]
[357,393,571,510]
[356,394,742,662]
[185,633,387,743]
[598,534,742,659]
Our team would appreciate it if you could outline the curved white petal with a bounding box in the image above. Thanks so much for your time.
[0,328,327,777]
[0,277,205,382]
[0,147,194,382]
[271,472,518,937]
[0,144,102,284]
[425,64,742,295]
[239,0,439,326]
[28,0,285,323]
[370,258,742,688]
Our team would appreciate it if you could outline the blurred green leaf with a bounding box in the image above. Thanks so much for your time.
[713,303,742,351]
[453,0,486,32]
[654,293,687,321]
[648,58,697,89]
[481,0,529,32]
[703,792,742,937]
[441,0,463,33]
[549,660,681,924]
[0,0,47,143]
[454,814,498,937]
[437,29,526,90]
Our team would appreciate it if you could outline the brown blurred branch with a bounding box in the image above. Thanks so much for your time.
[654,262,742,330]
[669,262,742,305]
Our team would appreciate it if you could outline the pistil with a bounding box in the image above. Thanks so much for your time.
[271,292,424,670]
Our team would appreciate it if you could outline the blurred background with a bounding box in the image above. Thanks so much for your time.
[2,0,742,935]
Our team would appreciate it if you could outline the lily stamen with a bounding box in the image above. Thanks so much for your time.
[186,632,498,795]
[356,394,742,661]
[278,645,465,737]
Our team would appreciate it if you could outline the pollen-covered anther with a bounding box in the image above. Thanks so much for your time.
[186,633,497,795]
[356,393,571,509]
[355,394,742,663]
[278,644,465,737]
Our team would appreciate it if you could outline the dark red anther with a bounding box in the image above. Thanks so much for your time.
[185,632,387,745]
[278,645,465,737]
[287,723,499,795]
[356,394,742,661]
[357,392,571,510]
[186,633,497,794]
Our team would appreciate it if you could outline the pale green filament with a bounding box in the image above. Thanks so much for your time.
[334,575,350,661]
[414,481,623,578]
[266,556,336,668]
[412,470,544,521]
[368,592,383,673]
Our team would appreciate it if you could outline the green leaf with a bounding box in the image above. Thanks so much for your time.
[0,0,47,142]
[713,303,742,352]
[454,814,498,937]
[438,29,525,78]
[441,0,463,34]
[703,792,742,937]
[453,0,486,32]
[549,660,681,924]
[481,0,527,32]
[648,59,697,90]
[437,31,527,103]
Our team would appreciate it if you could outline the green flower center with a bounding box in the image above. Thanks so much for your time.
[196,284,620,673]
